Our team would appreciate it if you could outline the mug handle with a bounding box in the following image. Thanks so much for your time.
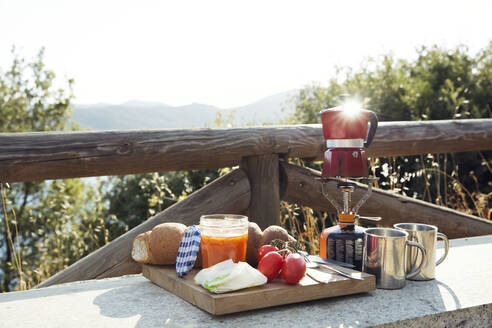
[436,232,449,266]
[405,240,427,279]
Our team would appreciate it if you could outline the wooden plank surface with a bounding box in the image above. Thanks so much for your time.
[37,168,251,288]
[279,162,492,239]
[241,154,280,229]
[2,119,491,183]
[142,264,375,315]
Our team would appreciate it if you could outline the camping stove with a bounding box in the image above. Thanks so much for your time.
[318,97,381,270]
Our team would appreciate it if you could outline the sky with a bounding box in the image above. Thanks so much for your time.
[1,0,491,108]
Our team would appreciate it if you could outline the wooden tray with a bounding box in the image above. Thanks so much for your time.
[142,264,375,315]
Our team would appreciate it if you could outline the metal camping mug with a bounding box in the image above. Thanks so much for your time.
[394,223,449,281]
[362,228,427,289]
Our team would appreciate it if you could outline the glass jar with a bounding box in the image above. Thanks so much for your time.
[200,214,249,268]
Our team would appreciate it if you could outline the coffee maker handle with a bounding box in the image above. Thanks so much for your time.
[364,111,378,148]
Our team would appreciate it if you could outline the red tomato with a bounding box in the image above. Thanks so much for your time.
[257,251,283,282]
[281,253,306,284]
[257,245,279,262]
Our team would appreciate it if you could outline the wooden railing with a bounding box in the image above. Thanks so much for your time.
[1,119,491,287]
[2,119,491,182]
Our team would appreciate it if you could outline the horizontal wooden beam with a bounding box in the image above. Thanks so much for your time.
[1,119,491,183]
[279,162,492,239]
[367,119,492,158]
[36,168,250,288]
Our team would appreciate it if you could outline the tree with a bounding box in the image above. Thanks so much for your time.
[0,48,108,291]
[0,48,73,132]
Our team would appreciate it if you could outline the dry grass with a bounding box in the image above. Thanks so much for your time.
[1,184,27,291]
[280,201,335,255]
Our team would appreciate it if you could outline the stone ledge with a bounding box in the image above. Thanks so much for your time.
[372,303,492,328]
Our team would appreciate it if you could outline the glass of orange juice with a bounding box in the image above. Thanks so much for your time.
[200,214,248,268]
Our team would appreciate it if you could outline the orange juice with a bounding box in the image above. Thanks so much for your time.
[199,214,249,268]
[201,233,248,268]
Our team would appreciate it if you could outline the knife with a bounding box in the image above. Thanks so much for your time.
[297,252,363,280]
[304,254,355,269]
[309,262,363,280]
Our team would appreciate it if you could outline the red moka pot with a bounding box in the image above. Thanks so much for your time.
[320,103,378,178]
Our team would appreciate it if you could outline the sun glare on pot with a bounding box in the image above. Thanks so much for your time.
[342,99,363,118]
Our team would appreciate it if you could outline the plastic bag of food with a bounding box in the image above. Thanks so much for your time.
[194,259,267,293]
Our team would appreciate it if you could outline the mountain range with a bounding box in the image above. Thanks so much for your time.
[72,90,298,130]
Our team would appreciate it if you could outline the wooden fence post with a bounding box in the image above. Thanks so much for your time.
[241,154,280,230]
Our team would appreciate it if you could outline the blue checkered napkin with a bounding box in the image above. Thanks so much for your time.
[176,225,201,277]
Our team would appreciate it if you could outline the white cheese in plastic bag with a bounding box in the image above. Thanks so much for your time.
[194,259,267,293]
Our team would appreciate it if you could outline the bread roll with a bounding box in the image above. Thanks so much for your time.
[131,222,187,265]
[131,231,153,263]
